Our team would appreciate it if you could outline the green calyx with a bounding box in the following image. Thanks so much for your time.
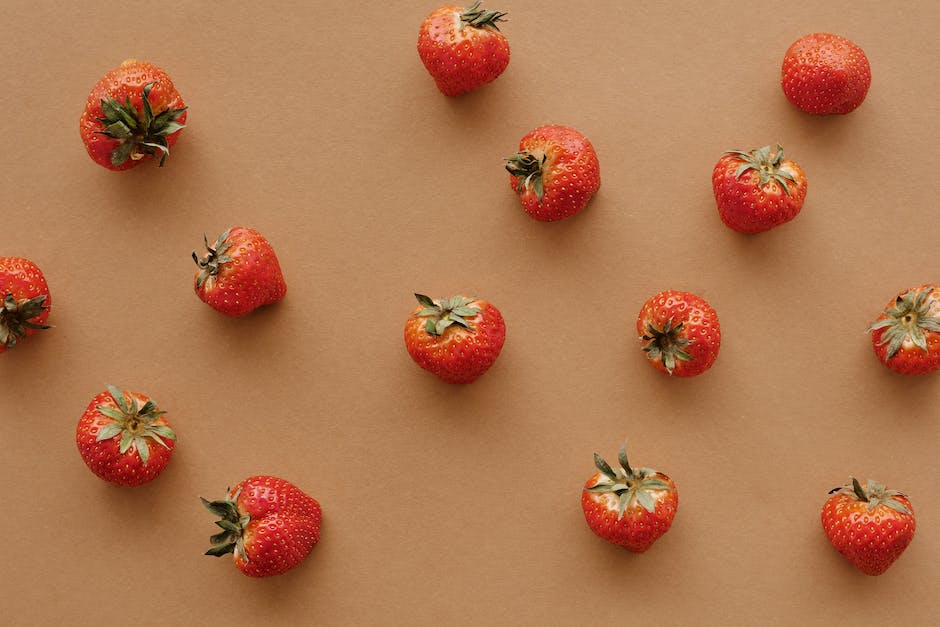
[505,151,546,201]
[95,82,187,167]
[869,287,940,358]
[584,441,674,519]
[726,144,796,196]
[201,490,251,561]
[829,477,911,515]
[95,385,175,466]
[1,292,50,349]
[460,1,507,30]
[641,318,693,374]
[192,229,235,289]
[413,293,481,337]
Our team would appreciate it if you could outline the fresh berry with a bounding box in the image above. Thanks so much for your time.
[869,285,940,375]
[712,144,807,233]
[581,441,678,553]
[417,2,510,96]
[404,293,506,383]
[0,257,51,353]
[505,125,601,222]
[822,477,915,575]
[782,33,871,115]
[637,290,720,377]
[202,476,322,578]
[79,59,187,170]
[193,227,287,317]
[76,385,177,487]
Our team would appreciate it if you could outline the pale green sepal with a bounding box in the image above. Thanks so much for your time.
[135,438,150,465]
[118,430,134,454]
[95,423,124,442]
[636,489,656,513]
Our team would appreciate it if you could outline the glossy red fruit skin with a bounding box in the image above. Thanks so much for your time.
[781,33,871,115]
[822,490,915,575]
[581,471,678,552]
[870,285,940,375]
[637,290,721,377]
[712,153,807,233]
[0,257,51,354]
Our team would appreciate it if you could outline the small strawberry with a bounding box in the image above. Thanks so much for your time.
[79,59,187,170]
[712,144,807,233]
[202,475,322,578]
[869,285,940,375]
[193,227,287,317]
[782,33,871,115]
[637,290,720,377]
[1,257,51,353]
[822,477,915,575]
[417,2,510,96]
[582,441,678,553]
[404,293,506,383]
[505,125,601,222]
[76,385,177,487]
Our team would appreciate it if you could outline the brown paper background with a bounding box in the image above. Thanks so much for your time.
[2,1,939,624]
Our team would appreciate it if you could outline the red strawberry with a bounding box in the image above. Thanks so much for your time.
[202,475,322,578]
[869,285,940,375]
[193,227,287,317]
[582,441,678,553]
[404,293,506,383]
[1,257,51,353]
[712,144,807,233]
[637,290,720,377]
[76,385,177,487]
[79,59,187,170]
[505,125,601,222]
[782,33,871,115]
[417,2,510,96]
[822,477,915,575]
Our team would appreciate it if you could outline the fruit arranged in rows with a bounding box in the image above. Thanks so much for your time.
[782,33,871,115]
[0,257,51,352]
[637,290,721,377]
[869,285,940,375]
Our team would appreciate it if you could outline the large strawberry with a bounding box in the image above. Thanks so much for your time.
[404,293,506,383]
[869,285,940,375]
[582,441,678,553]
[76,385,177,487]
[637,290,720,377]
[193,226,287,317]
[417,2,510,96]
[822,477,915,575]
[79,59,187,170]
[505,125,601,222]
[782,33,871,115]
[202,476,322,578]
[712,144,807,233]
[0,257,51,353]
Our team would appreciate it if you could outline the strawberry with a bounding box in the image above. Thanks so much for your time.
[193,227,287,317]
[712,144,807,233]
[79,59,187,170]
[417,2,510,97]
[637,290,720,377]
[821,477,915,575]
[0,257,51,353]
[782,33,871,115]
[202,475,322,578]
[505,125,601,222]
[404,293,506,383]
[582,441,677,553]
[75,385,177,487]
[869,285,940,375]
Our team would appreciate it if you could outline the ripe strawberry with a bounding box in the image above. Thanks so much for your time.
[822,477,915,575]
[417,2,510,96]
[202,476,322,578]
[712,144,807,233]
[76,385,177,487]
[1,257,51,353]
[637,290,720,377]
[404,293,506,383]
[79,59,187,170]
[582,441,677,552]
[193,227,287,317]
[782,33,871,115]
[869,285,940,375]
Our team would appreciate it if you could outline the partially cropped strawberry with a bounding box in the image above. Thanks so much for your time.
[76,385,177,487]
[637,290,720,377]
[869,285,940,375]
[505,125,600,222]
[822,477,915,575]
[202,475,322,578]
[79,59,187,170]
[582,441,678,552]
[404,293,506,383]
[193,227,287,317]
[417,2,510,96]
[1,257,51,353]
[712,144,807,233]
[782,33,871,115]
